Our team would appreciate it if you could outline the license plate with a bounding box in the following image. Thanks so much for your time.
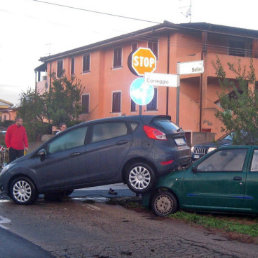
[174,138,186,146]
[193,155,200,159]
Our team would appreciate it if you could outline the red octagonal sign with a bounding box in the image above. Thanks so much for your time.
[131,48,156,76]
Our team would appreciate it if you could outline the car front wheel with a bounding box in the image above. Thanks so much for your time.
[151,191,178,216]
[126,162,156,194]
[10,177,38,205]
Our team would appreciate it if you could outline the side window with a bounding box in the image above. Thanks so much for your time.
[113,47,122,68]
[92,122,127,143]
[48,126,88,154]
[57,60,63,78]
[197,149,247,172]
[251,150,258,172]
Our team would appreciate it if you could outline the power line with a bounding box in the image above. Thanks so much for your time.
[32,0,160,24]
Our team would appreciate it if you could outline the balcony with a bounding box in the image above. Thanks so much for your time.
[205,53,258,79]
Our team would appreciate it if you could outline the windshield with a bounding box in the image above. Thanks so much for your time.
[217,132,234,142]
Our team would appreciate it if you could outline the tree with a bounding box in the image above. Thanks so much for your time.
[45,74,84,126]
[213,58,258,145]
[17,74,84,140]
[17,88,50,141]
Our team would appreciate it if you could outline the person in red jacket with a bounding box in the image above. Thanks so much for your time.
[5,118,28,163]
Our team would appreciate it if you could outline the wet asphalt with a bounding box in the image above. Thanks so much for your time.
[0,184,258,258]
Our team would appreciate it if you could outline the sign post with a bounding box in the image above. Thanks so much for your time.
[130,78,154,115]
[177,60,204,125]
[128,48,157,115]
[130,48,157,76]
[144,73,179,87]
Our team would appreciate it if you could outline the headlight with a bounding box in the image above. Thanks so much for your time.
[207,147,216,153]
[191,147,194,153]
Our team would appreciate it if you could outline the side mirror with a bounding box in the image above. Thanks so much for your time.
[38,149,46,161]
[192,166,198,173]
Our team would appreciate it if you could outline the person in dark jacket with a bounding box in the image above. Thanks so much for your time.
[5,118,28,163]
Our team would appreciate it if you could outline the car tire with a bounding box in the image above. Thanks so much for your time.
[151,191,178,217]
[125,162,156,194]
[10,177,38,205]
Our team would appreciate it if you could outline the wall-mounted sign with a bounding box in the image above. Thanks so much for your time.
[177,60,204,75]
[128,48,156,76]
[130,78,154,105]
[144,73,179,87]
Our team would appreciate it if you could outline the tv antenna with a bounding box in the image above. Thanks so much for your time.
[179,0,192,23]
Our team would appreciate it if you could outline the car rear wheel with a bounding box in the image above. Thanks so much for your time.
[10,177,38,205]
[126,162,156,194]
[151,191,178,216]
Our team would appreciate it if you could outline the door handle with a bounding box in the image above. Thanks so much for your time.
[116,140,128,145]
[233,176,242,181]
[70,152,81,157]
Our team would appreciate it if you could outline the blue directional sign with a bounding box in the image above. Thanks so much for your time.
[130,78,154,106]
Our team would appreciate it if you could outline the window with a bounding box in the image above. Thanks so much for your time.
[82,94,89,114]
[83,54,90,73]
[92,122,128,143]
[152,118,179,132]
[113,47,122,68]
[147,88,157,111]
[131,99,136,112]
[148,40,158,59]
[132,42,138,52]
[251,150,258,172]
[57,60,63,78]
[71,57,75,75]
[48,126,88,154]
[112,92,121,113]
[228,40,245,57]
[197,149,247,172]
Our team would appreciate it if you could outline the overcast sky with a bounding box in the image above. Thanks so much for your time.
[1,0,258,105]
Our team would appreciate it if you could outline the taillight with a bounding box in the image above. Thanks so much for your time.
[143,125,167,141]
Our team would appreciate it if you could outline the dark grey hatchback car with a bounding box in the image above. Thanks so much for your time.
[0,115,191,204]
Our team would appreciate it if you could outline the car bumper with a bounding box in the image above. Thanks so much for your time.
[156,147,191,175]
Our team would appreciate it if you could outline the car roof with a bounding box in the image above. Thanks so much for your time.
[72,115,172,128]
[217,145,258,149]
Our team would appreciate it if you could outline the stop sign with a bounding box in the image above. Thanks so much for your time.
[131,48,156,76]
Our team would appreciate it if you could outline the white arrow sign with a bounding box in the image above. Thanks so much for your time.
[144,73,179,87]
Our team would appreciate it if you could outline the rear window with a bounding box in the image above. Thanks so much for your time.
[152,119,179,132]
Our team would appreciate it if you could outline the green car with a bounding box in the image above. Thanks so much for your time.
[143,145,258,216]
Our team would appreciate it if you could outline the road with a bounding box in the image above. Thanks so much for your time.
[0,184,258,257]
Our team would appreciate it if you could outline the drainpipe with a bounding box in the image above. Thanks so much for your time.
[199,31,207,132]
[166,33,170,116]
[49,62,52,93]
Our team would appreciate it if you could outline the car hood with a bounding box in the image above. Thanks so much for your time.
[194,139,232,149]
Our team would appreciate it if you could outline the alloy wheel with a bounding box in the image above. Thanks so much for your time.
[12,180,32,203]
[129,166,151,190]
